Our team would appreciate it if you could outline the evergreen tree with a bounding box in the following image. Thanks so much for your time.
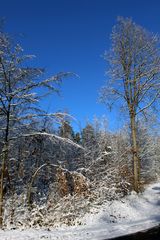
[74,132,81,144]
[58,120,75,140]
[81,124,97,149]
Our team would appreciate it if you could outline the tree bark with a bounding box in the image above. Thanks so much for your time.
[0,110,10,227]
[130,112,140,192]
[0,144,8,227]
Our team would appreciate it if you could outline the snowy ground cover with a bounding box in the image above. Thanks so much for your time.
[0,181,160,240]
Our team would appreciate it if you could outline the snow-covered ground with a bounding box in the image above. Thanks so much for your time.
[0,181,160,240]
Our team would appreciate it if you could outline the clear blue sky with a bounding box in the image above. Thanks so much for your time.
[0,0,160,131]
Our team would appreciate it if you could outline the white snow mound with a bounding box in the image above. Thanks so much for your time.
[0,181,160,240]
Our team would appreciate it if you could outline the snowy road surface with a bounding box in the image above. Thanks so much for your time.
[0,181,160,240]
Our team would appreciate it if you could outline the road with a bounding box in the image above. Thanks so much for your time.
[108,224,160,240]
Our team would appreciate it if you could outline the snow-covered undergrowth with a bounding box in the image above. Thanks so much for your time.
[0,181,160,239]
[2,169,130,229]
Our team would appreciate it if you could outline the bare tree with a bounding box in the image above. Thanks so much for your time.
[100,17,160,192]
[0,29,72,226]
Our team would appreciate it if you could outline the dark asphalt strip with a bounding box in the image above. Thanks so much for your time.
[104,225,160,240]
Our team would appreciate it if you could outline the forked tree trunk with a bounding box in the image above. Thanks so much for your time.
[130,112,140,192]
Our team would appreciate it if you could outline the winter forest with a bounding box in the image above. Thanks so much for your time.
[0,10,160,240]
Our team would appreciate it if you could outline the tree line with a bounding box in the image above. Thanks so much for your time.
[0,17,160,228]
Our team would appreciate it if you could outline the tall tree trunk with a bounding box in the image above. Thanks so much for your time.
[0,111,10,228]
[0,143,8,227]
[130,112,140,192]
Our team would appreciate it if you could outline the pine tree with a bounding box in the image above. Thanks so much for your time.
[58,120,75,140]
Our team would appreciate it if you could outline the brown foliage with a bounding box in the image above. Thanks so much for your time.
[56,168,90,197]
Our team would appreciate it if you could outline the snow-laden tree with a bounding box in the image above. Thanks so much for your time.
[0,28,72,227]
[80,123,98,168]
[100,17,160,192]
[78,118,132,201]
[58,120,75,140]
[136,120,160,182]
[10,132,84,195]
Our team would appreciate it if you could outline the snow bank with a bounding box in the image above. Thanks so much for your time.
[0,182,160,240]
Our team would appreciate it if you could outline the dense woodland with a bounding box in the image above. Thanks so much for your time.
[0,17,160,228]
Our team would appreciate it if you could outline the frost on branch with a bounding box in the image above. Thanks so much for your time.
[2,123,160,229]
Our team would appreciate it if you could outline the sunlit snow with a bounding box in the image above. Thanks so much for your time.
[0,181,159,240]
